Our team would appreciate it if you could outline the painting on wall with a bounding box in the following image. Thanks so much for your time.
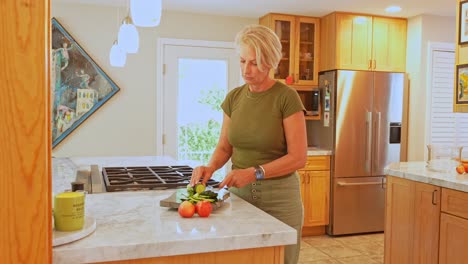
[51,18,120,148]
[456,63,468,104]
[459,1,468,45]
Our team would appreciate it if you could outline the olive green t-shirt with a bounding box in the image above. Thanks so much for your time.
[221,81,305,170]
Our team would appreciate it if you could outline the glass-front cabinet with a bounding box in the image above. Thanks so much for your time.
[259,13,320,88]
[260,13,320,120]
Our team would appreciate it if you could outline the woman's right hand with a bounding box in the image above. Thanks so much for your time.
[190,166,215,186]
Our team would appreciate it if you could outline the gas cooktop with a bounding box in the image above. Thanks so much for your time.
[101,165,220,192]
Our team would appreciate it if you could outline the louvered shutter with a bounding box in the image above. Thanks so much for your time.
[429,50,468,156]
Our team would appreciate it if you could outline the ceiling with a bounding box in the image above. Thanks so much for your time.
[55,0,456,18]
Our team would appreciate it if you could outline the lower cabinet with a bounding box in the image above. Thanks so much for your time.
[298,155,330,236]
[384,176,440,264]
[439,188,468,264]
[385,176,468,264]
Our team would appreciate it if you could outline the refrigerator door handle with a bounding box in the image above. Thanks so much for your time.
[374,112,381,172]
[366,112,373,173]
[337,181,383,186]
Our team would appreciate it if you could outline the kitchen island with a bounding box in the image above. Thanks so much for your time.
[384,162,468,264]
[52,156,296,264]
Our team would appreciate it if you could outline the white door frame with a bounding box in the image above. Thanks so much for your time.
[156,38,236,155]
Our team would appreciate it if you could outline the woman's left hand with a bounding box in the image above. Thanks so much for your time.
[219,168,256,188]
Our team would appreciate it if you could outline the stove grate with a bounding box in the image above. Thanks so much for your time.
[102,165,220,192]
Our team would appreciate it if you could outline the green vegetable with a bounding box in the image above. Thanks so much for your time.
[195,183,206,194]
[181,184,218,204]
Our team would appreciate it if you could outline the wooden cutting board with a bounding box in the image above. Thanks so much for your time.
[159,188,230,210]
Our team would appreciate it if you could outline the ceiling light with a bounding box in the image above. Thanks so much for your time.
[118,16,139,54]
[109,41,127,67]
[131,0,162,27]
[385,6,402,13]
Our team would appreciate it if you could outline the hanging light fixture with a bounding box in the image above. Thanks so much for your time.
[118,16,139,53]
[109,40,127,67]
[130,0,162,27]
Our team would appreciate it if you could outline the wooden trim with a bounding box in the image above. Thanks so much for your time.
[441,188,468,219]
[301,156,330,171]
[328,11,407,21]
[1,0,51,263]
[455,0,468,112]
[302,226,326,236]
[97,246,285,264]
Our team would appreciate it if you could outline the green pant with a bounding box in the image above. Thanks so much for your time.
[230,172,304,264]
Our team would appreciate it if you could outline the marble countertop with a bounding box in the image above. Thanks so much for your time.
[307,147,332,156]
[52,156,297,263]
[384,162,468,192]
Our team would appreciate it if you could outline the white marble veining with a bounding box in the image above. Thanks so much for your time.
[385,162,468,192]
[307,147,332,156]
[52,156,297,263]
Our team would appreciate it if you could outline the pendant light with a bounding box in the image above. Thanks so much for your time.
[131,0,162,27]
[118,16,139,53]
[109,40,126,67]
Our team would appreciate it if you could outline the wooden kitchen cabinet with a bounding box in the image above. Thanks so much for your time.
[260,13,321,121]
[299,155,330,236]
[320,12,406,72]
[384,176,440,264]
[439,188,468,264]
[259,13,320,87]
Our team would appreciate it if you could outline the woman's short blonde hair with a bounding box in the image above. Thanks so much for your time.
[234,24,282,72]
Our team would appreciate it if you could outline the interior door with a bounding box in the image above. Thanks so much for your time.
[162,43,240,179]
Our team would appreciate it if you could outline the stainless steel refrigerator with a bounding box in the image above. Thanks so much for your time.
[315,70,406,236]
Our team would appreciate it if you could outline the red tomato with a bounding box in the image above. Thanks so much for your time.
[178,201,195,218]
[195,201,212,217]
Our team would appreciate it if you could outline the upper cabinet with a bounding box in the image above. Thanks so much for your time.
[320,12,407,72]
[259,13,320,88]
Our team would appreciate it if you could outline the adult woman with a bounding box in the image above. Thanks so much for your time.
[190,24,307,264]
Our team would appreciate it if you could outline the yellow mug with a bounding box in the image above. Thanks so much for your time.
[53,191,85,231]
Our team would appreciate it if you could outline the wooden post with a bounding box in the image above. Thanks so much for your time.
[0,0,51,263]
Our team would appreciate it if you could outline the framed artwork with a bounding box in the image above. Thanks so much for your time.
[459,1,468,45]
[51,18,120,148]
[456,63,468,105]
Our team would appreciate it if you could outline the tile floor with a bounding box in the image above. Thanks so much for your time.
[299,232,384,264]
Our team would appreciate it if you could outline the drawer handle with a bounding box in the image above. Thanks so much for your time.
[432,190,438,205]
[337,181,382,187]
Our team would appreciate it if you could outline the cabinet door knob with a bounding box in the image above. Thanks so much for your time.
[368,59,372,70]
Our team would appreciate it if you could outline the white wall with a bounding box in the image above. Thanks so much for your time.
[406,14,456,161]
[52,3,256,157]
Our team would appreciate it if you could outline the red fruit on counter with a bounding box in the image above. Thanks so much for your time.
[456,165,465,175]
[195,201,212,217]
[178,201,195,218]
